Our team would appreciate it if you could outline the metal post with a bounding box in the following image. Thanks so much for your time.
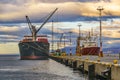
[88,64,95,80]
[78,24,81,55]
[78,24,81,38]
[119,53,120,60]
[69,31,72,56]
[64,36,65,49]
[97,6,104,57]
[51,21,54,53]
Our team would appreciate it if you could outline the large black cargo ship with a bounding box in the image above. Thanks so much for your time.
[18,8,57,60]
[19,36,49,60]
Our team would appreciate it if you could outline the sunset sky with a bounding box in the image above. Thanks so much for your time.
[0,0,120,54]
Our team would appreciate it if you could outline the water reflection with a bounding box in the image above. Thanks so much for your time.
[0,55,86,80]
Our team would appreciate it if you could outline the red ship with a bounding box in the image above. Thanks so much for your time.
[76,31,100,55]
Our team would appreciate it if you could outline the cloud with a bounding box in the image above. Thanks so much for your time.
[0,0,120,22]
[0,26,20,32]
[0,42,19,54]
[0,0,101,4]
[0,20,119,43]
[0,22,65,43]
[103,30,120,38]
[106,40,120,44]
[1,0,120,54]
[0,20,120,53]
[0,35,18,39]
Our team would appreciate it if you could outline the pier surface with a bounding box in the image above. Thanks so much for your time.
[51,54,120,80]
[66,54,120,63]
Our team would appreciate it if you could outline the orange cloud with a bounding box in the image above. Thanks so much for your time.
[0,26,20,32]
[1,0,120,22]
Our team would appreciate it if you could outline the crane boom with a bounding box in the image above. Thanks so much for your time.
[25,16,32,34]
[36,8,58,33]
[25,8,58,41]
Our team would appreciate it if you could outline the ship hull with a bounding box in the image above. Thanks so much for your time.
[81,47,100,55]
[18,42,49,60]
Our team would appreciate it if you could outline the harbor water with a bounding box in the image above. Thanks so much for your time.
[0,55,86,80]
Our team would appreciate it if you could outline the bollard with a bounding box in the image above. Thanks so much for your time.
[69,60,73,68]
[60,58,63,64]
[73,60,77,70]
[62,58,65,62]
[86,58,88,61]
[97,57,100,62]
[78,63,84,74]
[65,59,69,66]
[88,64,95,80]
[101,67,111,80]
[113,60,118,64]
[70,53,72,56]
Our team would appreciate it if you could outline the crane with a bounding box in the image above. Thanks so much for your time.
[59,33,66,53]
[59,33,64,47]
[26,8,58,41]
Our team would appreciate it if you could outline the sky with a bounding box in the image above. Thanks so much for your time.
[1,0,120,54]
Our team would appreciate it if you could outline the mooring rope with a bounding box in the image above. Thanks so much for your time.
[22,42,48,53]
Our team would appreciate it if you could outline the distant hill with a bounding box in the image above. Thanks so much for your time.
[103,47,120,54]
[61,46,76,54]
[60,46,120,54]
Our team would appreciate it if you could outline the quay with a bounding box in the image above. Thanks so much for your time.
[50,54,120,80]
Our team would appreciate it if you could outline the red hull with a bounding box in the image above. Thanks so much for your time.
[81,47,100,55]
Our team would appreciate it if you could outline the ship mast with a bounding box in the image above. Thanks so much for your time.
[25,8,58,41]
[63,35,66,49]
[97,6,104,57]
[51,20,54,52]
[69,31,72,55]
[76,24,81,56]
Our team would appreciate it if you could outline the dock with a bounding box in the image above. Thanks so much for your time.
[50,54,120,80]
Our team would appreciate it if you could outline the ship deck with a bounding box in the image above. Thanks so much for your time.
[63,54,120,64]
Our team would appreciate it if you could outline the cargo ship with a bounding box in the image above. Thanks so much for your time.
[19,35,49,60]
[18,8,58,60]
[76,31,100,55]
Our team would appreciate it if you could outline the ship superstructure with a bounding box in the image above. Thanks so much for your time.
[76,30,100,55]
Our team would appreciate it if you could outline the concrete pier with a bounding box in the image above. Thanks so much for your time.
[50,55,120,80]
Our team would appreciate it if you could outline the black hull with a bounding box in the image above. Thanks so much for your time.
[18,42,49,60]
[20,56,49,60]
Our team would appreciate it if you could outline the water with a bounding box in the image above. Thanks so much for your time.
[0,55,86,80]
